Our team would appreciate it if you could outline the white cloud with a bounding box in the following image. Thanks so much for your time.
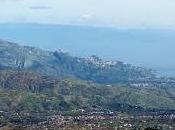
[0,0,175,28]
[29,6,52,10]
[81,13,93,21]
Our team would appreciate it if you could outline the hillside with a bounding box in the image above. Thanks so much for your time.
[0,39,155,84]
[0,69,175,114]
[0,40,175,129]
[0,40,175,112]
[0,68,175,129]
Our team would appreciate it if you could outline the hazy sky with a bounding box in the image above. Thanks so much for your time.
[0,0,175,28]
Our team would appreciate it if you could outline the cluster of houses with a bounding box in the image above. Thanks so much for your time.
[44,111,175,130]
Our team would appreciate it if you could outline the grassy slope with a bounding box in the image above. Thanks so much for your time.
[0,70,175,114]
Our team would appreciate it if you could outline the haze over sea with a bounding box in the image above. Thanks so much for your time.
[0,23,174,77]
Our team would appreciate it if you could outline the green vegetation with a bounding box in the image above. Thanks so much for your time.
[0,69,175,115]
[0,40,175,129]
[0,40,155,84]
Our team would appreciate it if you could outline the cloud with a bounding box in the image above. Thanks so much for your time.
[0,0,175,29]
[76,13,94,23]
[29,6,52,10]
[81,13,93,20]
[0,0,22,2]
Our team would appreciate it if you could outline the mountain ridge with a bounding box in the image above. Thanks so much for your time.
[0,39,155,84]
[0,39,175,129]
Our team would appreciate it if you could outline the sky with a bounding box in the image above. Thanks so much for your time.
[0,0,175,29]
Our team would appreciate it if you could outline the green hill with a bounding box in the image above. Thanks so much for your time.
[0,40,175,127]
[0,39,155,84]
[0,69,174,114]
